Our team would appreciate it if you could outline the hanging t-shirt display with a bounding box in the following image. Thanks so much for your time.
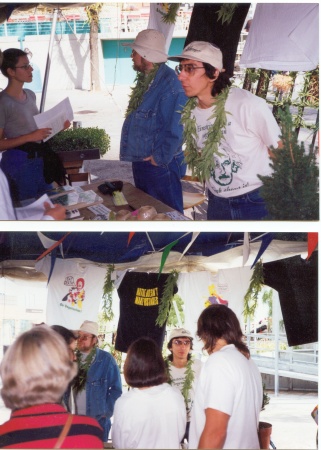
[35,256,106,329]
[115,271,178,353]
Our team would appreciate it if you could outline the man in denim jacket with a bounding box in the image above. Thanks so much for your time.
[68,321,122,444]
[120,29,188,213]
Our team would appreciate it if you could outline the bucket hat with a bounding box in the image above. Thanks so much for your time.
[122,29,167,63]
[78,320,98,337]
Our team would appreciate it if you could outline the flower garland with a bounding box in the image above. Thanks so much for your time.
[181,86,231,182]
[125,64,160,118]
[166,358,195,405]
[73,347,96,394]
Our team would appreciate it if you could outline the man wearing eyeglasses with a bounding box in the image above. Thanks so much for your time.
[67,320,122,446]
[165,328,203,445]
[120,29,188,213]
[168,41,282,221]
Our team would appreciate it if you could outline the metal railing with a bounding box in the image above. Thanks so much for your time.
[0,14,191,38]
[245,331,318,394]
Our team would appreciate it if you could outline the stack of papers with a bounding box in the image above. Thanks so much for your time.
[51,186,103,210]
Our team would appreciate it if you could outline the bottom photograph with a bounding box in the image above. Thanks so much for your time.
[0,231,318,450]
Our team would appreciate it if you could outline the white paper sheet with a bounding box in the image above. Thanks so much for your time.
[15,194,54,220]
[33,97,74,142]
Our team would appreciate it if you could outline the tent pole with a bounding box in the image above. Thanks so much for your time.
[40,8,59,113]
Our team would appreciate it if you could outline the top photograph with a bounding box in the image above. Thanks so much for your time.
[0,2,319,222]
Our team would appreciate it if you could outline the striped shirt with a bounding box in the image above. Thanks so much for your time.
[0,403,103,448]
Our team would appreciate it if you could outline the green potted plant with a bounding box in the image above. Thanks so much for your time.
[50,126,110,163]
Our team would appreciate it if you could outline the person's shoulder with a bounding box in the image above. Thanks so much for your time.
[230,86,266,105]
[192,357,203,369]
[73,413,102,428]
[24,88,36,99]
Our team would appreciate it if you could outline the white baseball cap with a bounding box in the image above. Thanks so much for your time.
[168,328,193,342]
[122,29,168,63]
[168,41,223,71]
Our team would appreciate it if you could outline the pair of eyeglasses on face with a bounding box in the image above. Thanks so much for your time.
[77,334,94,341]
[175,64,205,75]
[172,339,191,346]
[14,63,33,71]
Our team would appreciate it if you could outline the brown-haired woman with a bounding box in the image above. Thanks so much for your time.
[112,337,186,449]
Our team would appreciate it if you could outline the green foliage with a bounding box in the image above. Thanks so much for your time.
[182,87,230,182]
[126,64,159,117]
[101,264,115,322]
[50,126,110,156]
[216,4,238,24]
[258,106,319,220]
[85,3,103,23]
[262,288,273,317]
[161,4,181,24]
[156,270,180,327]
[167,294,185,327]
[243,260,264,320]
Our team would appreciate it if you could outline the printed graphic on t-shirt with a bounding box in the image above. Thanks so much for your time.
[62,276,85,310]
[212,146,243,188]
[204,283,229,307]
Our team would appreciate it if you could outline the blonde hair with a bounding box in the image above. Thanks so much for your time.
[0,325,77,410]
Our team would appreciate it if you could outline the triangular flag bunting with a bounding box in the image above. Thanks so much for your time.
[251,233,274,269]
[128,232,135,246]
[158,239,179,277]
[307,233,318,260]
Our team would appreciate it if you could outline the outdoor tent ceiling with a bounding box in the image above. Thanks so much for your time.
[0,232,311,282]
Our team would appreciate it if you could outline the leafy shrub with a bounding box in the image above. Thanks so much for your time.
[50,127,110,156]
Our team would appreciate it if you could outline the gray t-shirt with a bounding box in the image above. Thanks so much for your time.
[0,89,39,138]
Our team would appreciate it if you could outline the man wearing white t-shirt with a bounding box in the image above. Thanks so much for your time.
[169,41,282,220]
[189,305,263,449]
[165,328,203,444]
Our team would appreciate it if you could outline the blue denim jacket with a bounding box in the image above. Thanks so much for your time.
[120,63,187,166]
[65,348,122,442]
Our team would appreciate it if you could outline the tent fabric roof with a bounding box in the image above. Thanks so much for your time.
[0,232,310,281]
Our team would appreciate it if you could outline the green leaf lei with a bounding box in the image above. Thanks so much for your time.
[73,347,96,395]
[125,64,160,118]
[166,358,195,406]
[181,86,231,182]
[156,270,180,327]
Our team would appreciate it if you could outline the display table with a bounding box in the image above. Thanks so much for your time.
[79,181,188,221]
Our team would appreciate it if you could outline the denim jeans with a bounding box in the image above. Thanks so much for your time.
[207,187,268,220]
[1,149,52,203]
[132,152,186,213]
